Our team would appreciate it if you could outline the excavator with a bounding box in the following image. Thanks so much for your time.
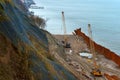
[61,11,71,48]
[88,24,102,77]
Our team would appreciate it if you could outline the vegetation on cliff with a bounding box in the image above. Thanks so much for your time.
[0,0,77,80]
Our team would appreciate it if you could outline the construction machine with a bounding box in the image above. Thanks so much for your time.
[61,11,71,48]
[88,24,102,77]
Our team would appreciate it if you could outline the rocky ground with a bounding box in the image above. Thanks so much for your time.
[53,34,120,80]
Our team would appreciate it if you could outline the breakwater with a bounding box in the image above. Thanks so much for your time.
[74,28,120,67]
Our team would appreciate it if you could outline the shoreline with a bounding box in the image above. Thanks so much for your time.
[53,33,120,79]
[53,34,119,56]
[53,29,120,67]
[74,28,120,67]
[52,33,120,56]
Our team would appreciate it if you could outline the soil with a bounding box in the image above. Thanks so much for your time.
[53,34,120,80]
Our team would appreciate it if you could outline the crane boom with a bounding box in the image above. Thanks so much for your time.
[88,24,97,67]
[61,11,71,48]
[88,24,102,77]
[62,11,67,42]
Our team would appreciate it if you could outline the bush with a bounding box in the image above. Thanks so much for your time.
[30,15,45,29]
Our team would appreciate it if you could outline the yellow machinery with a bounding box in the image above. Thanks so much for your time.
[88,24,102,77]
[61,11,71,48]
[91,68,102,77]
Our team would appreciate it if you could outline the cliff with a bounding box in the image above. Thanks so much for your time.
[0,0,77,80]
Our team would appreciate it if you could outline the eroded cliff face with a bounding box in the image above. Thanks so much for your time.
[0,0,77,80]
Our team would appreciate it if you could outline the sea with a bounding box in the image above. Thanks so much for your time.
[29,0,120,55]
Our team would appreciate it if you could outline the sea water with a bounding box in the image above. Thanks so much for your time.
[30,0,120,55]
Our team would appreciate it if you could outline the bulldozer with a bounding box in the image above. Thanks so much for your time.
[88,24,102,77]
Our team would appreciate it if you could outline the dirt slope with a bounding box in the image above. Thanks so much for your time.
[0,0,78,80]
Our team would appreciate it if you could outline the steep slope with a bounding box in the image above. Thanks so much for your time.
[0,0,77,80]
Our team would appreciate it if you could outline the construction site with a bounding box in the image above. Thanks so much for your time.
[52,12,120,80]
[0,0,120,80]
[53,33,120,80]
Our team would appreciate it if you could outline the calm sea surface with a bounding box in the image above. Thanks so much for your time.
[30,0,120,55]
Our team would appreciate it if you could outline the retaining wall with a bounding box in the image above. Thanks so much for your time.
[74,29,120,67]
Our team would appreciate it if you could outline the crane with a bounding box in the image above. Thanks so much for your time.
[61,11,71,48]
[88,24,102,77]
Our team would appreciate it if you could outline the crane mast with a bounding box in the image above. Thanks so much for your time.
[61,11,71,48]
[62,11,67,42]
[88,24,97,67]
[88,24,102,77]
